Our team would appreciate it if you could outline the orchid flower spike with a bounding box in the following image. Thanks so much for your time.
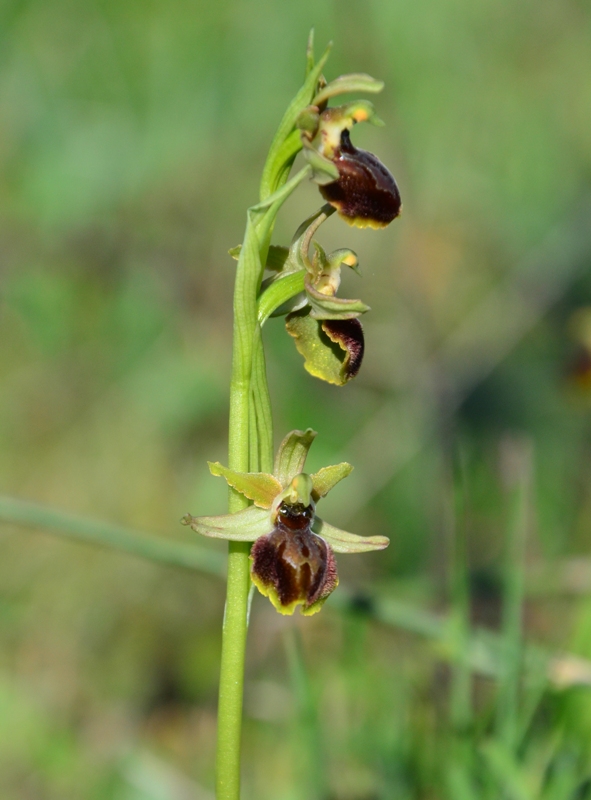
[182,429,389,616]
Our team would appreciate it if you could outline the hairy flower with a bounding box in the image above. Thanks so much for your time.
[182,429,389,615]
[284,240,367,386]
[299,101,402,229]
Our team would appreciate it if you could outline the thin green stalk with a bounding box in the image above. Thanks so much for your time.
[216,217,259,799]
[216,167,311,800]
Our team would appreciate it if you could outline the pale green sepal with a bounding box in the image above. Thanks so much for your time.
[311,463,353,499]
[208,462,281,509]
[285,313,351,386]
[182,505,270,541]
[228,245,241,260]
[274,428,317,487]
[313,73,385,106]
[262,129,302,195]
[313,518,389,554]
[306,280,370,320]
[301,141,340,185]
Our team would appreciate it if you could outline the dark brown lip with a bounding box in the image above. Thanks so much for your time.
[320,129,402,228]
[251,501,339,613]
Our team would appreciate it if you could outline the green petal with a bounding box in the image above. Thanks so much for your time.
[312,73,385,106]
[312,517,389,554]
[274,428,317,488]
[306,279,370,320]
[311,463,353,500]
[277,473,314,508]
[310,101,384,160]
[182,506,270,541]
[208,463,281,509]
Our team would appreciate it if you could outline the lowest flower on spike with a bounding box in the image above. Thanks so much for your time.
[182,429,389,615]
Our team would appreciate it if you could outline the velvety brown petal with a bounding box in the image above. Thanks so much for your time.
[320,130,401,228]
[250,502,339,616]
[321,318,364,379]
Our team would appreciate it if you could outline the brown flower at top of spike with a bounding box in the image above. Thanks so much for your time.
[182,429,389,616]
[298,101,402,229]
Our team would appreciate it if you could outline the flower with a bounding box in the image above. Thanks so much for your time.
[182,429,389,615]
[298,100,402,229]
[284,241,367,386]
[257,210,370,386]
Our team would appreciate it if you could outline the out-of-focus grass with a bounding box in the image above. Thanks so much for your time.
[2,0,591,797]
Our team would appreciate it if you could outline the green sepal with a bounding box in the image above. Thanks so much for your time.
[208,462,281,509]
[228,245,241,260]
[313,73,385,106]
[286,312,354,386]
[274,428,317,488]
[183,506,270,541]
[258,271,306,325]
[312,517,389,554]
[311,463,353,500]
[306,277,370,320]
[301,140,340,184]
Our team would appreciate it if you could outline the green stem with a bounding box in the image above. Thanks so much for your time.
[216,211,258,799]
[216,538,251,800]
[216,162,313,799]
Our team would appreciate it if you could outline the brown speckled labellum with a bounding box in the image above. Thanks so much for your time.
[320,130,401,229]
[250,502,339,616]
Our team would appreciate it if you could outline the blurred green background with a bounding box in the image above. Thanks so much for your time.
[2,0,591,798]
